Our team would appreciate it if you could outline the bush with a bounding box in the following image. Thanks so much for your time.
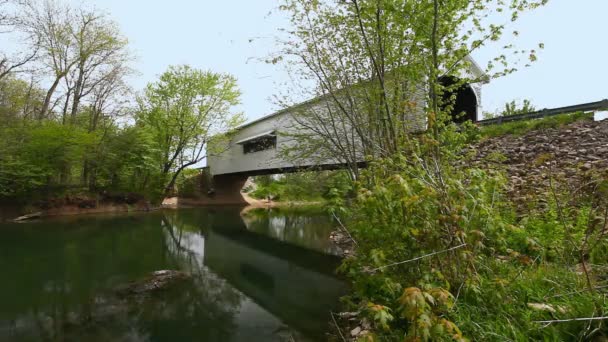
[175,168,201,198]
[484,99,536,119]
[336,122,608,341]
[248,171,352,202]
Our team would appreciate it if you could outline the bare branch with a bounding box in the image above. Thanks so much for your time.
[368,243,467,273]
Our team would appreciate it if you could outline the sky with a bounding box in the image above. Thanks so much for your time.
[9,0,608,122]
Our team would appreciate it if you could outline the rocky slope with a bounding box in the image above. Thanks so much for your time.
[473,118,608,203]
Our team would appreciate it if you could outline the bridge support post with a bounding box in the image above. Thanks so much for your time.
[202,170,249,205]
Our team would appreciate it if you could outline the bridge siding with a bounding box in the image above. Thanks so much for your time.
[209,77,483,177]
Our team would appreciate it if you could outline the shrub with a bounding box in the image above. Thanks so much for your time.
[336,122,608,341]
[175,168,201,198]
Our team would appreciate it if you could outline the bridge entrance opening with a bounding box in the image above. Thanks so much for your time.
[439,76,478,123]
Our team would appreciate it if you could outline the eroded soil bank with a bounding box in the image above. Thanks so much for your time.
[0,195,155,222]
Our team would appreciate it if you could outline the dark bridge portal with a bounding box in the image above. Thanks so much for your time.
[439,76,478,123]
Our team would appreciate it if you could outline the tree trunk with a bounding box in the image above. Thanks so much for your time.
[59,162,70,187]
[70,64,85,124]
[62,89,72,125]
[162,163,196,198]
[40,76,63,120]
[82,160,89,188]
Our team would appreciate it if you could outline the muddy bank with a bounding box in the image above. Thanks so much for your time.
[2,194,323,223]
[0,204,23,222]
[0,197,157,222]
[42,201,155,217]
[163,194,324,210]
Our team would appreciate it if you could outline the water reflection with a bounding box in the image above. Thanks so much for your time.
[242,208,342,255]
[0,207,346,341]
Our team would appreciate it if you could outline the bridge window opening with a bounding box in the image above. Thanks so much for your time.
[243,135,276,154]
[439,76,478,123]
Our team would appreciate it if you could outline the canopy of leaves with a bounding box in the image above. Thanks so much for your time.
[136,65,243,197]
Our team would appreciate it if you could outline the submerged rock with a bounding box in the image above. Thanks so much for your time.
[115,270,191,296]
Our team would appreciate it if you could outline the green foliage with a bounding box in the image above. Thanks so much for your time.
[503,99,536,116]
[0,120,94,199]
[247,171,352,203]
[455,262,606,341]
[250,181,283,200]
[276,0,547,181]
[136,64,243,199]
[484,99,536,119]
[1,0,245,205]
[481,111,592,138]
[0,64,243,204]
[26,121,95,175]
[0,157,47,199]
[175,168,201,198]
[337,124,608,340]
[0,77,44,120]
[273,0,593,338]
[88,126,161,197]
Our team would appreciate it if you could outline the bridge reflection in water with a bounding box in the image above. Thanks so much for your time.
[0,208,346,341]
[162,207,347,340]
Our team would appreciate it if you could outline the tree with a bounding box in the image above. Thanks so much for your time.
[15,0,132,122]
[0,0,141,199]
[275,0,546,179]
[499,99,536,117]
[0,76,45,120]
[0,120,95,198]
[17,0,75,119]
[64,7,131,124]
[87,125,158,194]
[137,65,243,199]
[275,0,553,339]
[0,0,38,81]
[65,10,133,186]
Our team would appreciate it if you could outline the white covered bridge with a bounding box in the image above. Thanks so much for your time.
[203,61,486,203]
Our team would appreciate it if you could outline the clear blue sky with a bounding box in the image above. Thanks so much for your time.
[74,0,608,120]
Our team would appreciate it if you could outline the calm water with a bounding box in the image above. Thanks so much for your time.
[0,207,346,341]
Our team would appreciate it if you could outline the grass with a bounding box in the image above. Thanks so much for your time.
[455,261,606,341]
[480,111,593,138]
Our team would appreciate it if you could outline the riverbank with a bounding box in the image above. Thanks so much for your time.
[162,195,325,210]
[327,223,367,341]
[0,199,156,223]
[1,193,327,222]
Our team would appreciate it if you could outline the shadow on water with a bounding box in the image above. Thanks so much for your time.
[0,207,347,341]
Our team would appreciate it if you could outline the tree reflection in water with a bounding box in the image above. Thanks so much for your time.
[7,217,244,341]
[0,208,343,342]
[242,207,341,255]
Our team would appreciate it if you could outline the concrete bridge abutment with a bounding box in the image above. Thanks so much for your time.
[199,168,249,205]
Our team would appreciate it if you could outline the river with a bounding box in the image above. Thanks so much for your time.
[0,207,347,341]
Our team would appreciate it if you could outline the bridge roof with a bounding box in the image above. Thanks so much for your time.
[234,130,276,144]
[237,55,487,131]
[237,96,319,130]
